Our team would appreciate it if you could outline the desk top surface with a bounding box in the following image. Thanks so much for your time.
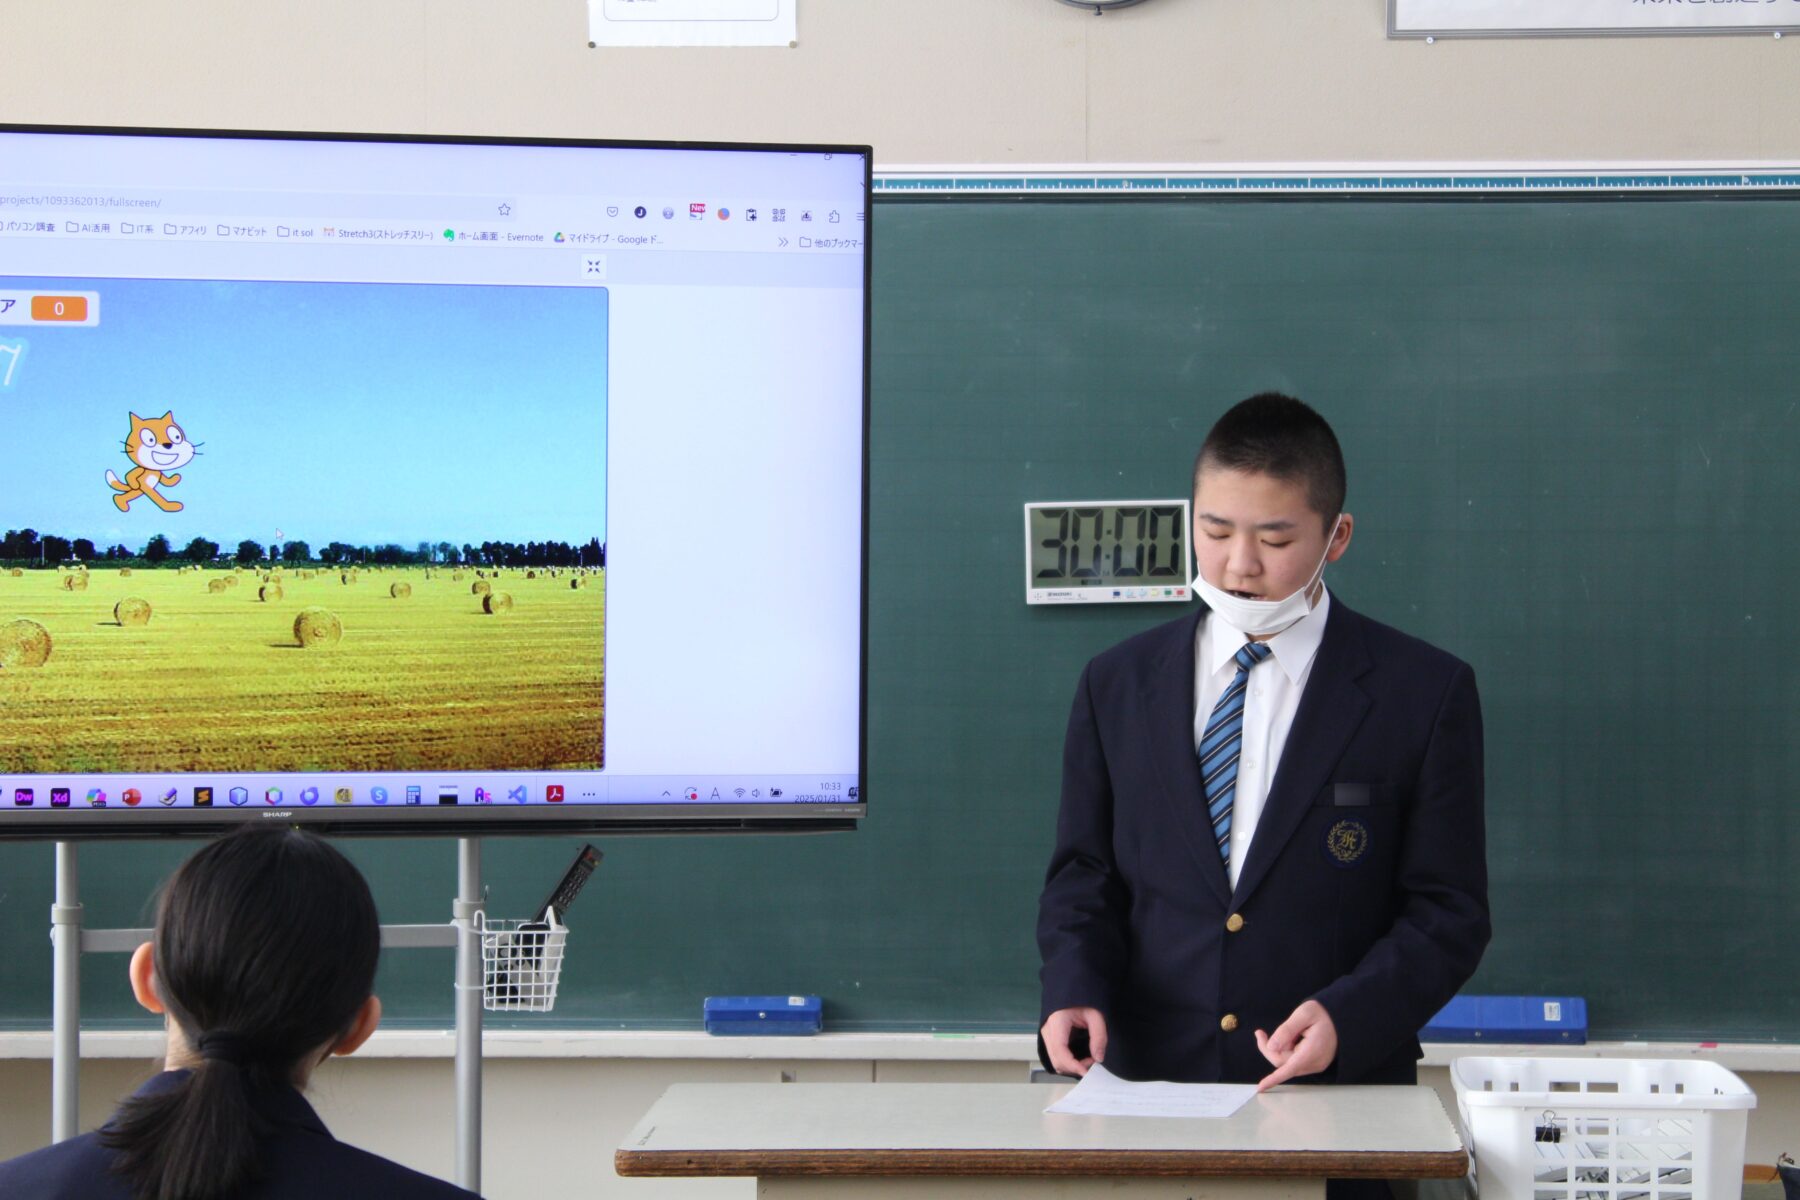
[616,1083,1468,1178]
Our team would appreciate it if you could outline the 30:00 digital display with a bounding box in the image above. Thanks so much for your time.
[1028,503,1186,584]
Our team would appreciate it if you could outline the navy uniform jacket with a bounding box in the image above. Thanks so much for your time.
[0,1070,478,1200]
[1037,598,1489,1085]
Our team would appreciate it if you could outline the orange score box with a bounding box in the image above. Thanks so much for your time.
[30,295,88,322]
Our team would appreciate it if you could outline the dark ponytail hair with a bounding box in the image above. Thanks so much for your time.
[100,826,380,1200]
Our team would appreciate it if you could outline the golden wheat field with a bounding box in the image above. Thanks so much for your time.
[0,567,604,772]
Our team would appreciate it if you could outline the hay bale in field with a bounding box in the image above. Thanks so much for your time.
[113,597,152,627]
[61,573,89,592]
[340,573,354,585]
[482,591,513,615]
[118,568,132,577]
[390,582,412,599]
[570,577,585,589]
[526,570,537,579]
[8,568,21,577]
[0,619,52,668]
[451,571,465,581]
[293,607,343,648]
[223,575,239,588]
[471,580,492,596]
[259,583,284,602]
[207,578,229,594]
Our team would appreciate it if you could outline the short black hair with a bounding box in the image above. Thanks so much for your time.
[1193,392,1346,526]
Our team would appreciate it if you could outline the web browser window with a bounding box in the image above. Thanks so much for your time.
[0,130,868,833]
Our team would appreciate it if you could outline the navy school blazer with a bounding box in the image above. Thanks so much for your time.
[0,1070,479,1200]
[1037,597,1490,1085]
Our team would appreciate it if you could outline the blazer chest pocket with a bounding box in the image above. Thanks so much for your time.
[1313,781,1399,808]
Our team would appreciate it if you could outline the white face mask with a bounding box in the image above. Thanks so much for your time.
[1190,515,1343,638]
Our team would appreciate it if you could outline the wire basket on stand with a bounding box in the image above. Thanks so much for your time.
[476,910,567,1012]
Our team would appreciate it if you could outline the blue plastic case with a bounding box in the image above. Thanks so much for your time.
[1422,995,1588,1044]
[703,995,823,1036]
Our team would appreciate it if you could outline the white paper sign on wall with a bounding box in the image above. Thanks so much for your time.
[1391,0,1800,37]
[590,0,796,47]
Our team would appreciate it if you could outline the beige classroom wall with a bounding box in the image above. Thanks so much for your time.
[1,1048,1796,1200]
[0,0,1795,165]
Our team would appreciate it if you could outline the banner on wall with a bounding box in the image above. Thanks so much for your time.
[1391,0,1800,37]
[589,0,796,47]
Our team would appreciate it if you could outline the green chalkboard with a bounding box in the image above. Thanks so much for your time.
[3,196,1797,1040]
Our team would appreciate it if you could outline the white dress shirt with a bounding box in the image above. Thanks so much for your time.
[1193,587,1332,891]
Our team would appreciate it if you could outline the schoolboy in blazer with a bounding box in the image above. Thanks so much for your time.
[1038,393,1489,1091]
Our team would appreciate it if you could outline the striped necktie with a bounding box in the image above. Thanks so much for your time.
[1199,640,1274,870]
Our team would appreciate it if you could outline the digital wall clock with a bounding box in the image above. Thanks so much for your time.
[1023,500,1191,605]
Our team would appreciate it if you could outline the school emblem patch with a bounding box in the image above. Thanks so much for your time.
[1324,818,1370,868]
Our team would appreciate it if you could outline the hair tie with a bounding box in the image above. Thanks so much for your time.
[195,1031,255,1067]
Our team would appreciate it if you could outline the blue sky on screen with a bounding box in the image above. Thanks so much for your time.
[3,276,607,551]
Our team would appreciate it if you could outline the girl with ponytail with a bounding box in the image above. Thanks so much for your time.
[0,826,479,1200]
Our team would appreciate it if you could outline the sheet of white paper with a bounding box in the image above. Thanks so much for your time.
[588,0,797,48]
[1045,1064,1259,1120]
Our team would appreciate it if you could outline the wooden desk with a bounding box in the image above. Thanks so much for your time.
[616,1082,1469,1199]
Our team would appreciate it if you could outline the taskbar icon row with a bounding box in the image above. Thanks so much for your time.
[6,782,569,809]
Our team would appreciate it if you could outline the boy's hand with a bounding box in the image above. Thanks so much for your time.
[1041,1006,1108,1077]
[1254,1000,1337,1091]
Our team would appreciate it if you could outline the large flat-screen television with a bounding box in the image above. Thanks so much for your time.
[0,126,869,837]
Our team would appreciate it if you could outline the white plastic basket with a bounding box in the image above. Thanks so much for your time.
[476,911,567,1012]
[1451,1057,1756,1200]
